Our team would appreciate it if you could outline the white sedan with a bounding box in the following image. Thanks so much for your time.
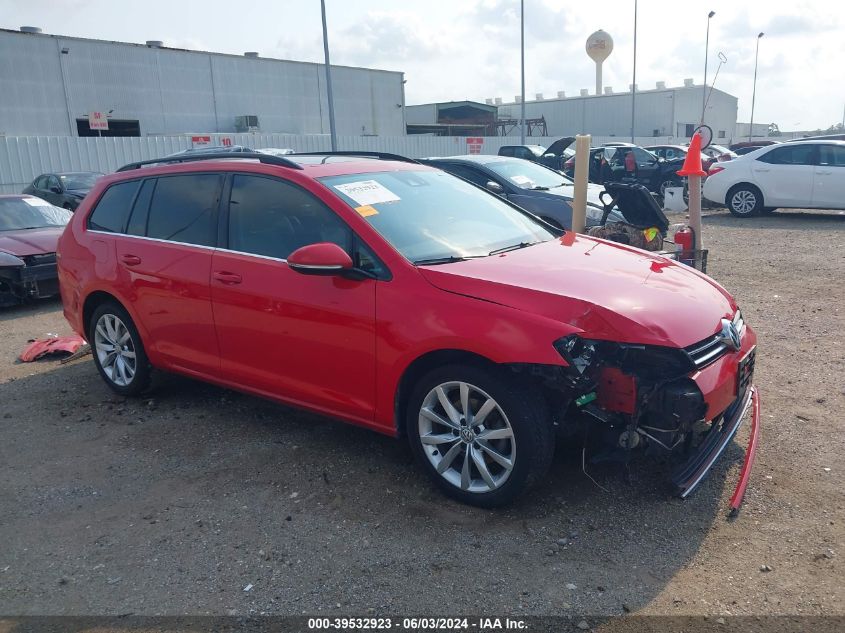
[703,140,845,216]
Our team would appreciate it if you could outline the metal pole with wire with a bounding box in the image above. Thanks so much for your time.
[748,32,764,142]
[321,0,337,151]
[702,10,715,123]
[520,0,526,144]
[631,0,637,144]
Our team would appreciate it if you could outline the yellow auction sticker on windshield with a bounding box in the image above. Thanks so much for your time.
[355,205,379,217]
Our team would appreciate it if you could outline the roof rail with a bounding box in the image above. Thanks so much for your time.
[292,151,420,164]
[116,152,304,172]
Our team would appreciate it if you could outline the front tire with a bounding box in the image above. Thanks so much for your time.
[727,184,763,217]
[407,364,554,507]
[90,302,151,396]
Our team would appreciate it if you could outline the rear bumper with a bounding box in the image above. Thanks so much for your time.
[671,384,760,513]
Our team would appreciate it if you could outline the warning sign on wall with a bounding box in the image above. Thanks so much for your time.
[466,137,484,154]
[191,135,211,147]
[88,112,109,131]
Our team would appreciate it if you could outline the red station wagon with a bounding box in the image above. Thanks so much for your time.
[58,152,760,508]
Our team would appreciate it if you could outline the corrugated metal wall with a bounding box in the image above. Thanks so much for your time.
[0,133,678,193]
[0,29,405,137]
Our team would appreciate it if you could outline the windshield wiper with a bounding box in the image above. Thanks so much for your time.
[413,255,482,266]
[488,241,541,256]
[530,185,551,190]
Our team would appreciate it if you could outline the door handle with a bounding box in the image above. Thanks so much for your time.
[817,170,832,175]
[213,271,242,285]
[753,168,770,173]
[120,254,142,266]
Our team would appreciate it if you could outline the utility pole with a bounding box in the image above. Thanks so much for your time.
[631,0,638,143]
[321,0,337,151]
[748,32,764,142]
[702,11,715,123]
[520,0,526,144]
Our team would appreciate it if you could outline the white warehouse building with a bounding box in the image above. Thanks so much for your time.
[0,27,406,137]
[495,81,738,142]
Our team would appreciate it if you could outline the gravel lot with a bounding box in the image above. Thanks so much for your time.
[0,208,842,617]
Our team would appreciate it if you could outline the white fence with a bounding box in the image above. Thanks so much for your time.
[0,133,680,194]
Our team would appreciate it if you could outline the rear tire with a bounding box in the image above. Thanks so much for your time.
[727,184,763,217]
[407,364,554,507]
[89,302,151,396]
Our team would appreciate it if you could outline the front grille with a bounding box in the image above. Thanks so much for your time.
[23,253,57,266]
[685,311,745,369]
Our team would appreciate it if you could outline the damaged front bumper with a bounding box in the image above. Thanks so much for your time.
[0,253,59,307]
[671,383,760,514]
[546,319,760,514]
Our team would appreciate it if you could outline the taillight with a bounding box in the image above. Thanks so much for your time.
[564,158,575,169]
[708,165,725,176]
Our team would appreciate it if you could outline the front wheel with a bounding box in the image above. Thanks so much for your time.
[407,364,554,507]
[90,302,151,396]
[727,184,763,217]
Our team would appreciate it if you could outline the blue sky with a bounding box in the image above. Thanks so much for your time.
[3,0,843,130]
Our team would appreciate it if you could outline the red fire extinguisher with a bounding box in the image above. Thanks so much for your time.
[674,226,695,267]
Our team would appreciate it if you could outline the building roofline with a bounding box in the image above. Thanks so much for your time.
[496,84,736,106]
[0,27,403,76]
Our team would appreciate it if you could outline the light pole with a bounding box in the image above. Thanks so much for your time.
[520,0,526,144]
[748,32,764,142]
[320,0,337,151]
[631,0,637,143]
[702,10,715,123]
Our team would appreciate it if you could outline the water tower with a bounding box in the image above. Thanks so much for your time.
[586,30,614,96]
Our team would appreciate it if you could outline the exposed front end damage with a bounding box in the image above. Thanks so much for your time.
[513,311,760,513]
[0,252,60,307]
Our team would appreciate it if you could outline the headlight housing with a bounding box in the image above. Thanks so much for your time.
[0,251,25,268]
[554,335,696,381]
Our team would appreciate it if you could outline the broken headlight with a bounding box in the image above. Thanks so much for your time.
[553,334,598,375]
[554,335,696,381]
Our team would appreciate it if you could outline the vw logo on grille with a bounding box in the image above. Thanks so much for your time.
[718,318,741,351]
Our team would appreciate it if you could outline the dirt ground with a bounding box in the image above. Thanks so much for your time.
[0,208,842,617]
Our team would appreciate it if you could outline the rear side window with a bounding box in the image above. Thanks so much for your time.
[126,179,156,236]
[499,147,514,157]
[818,145,845,167]
[88,181,141,233]
[227,174,351,260]
[146,174,221,246]
[757,145,816,165]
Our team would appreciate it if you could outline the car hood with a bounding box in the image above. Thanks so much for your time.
[65,188,89,197]
[419,235,736,348]
[545,136,577,157]
[0,227,63,257]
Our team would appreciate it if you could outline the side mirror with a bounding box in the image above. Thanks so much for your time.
[287,242,353,276]
[486,181,504,194]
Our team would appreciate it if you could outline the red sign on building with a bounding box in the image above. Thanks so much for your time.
[466,137,484,154]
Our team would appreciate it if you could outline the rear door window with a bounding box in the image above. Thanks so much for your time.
[499,147,514,157]
[227,174,351,260]
[88,180,141,233]
[757,145,816,165]
[126,179,156,236]
[818,145,845,167]
[146,174,222,246]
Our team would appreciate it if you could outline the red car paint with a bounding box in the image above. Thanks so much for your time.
[58,158,757,440]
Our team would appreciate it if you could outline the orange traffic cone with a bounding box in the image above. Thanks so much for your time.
[677,131,707,177]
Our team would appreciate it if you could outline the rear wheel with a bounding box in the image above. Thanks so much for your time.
[407,364,554,507]
[727,184,763,217]
[90,302,151,396]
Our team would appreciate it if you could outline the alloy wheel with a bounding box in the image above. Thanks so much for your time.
[731,190,757,215]
[418,381,516,493]
[94,313,137,387]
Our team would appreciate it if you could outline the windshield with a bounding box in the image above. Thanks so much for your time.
[0,198,72,231]
[59,173,102,190]
[321,170,555,264]
[485,160,568,190]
